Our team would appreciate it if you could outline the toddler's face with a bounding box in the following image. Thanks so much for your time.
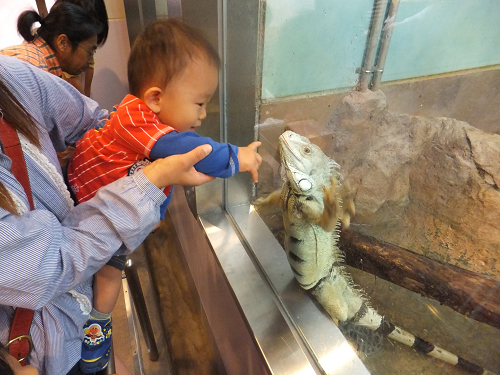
[157,58,218,132]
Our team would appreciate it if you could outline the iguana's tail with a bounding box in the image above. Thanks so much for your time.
[311,277,496,375]
[372,317,495,375]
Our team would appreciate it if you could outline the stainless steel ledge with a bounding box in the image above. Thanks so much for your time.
[171,186,369,374]
[225,204,371,375]
[169,188,311,375]
[199,209,319,375]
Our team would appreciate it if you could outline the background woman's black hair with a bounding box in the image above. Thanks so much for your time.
[0,342,15,375]
[53,0,109,46]
[17,2,102,50]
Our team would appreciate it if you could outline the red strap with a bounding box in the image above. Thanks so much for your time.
[0,118,35,210]
[0,117,35,365]
[7,308,34,366]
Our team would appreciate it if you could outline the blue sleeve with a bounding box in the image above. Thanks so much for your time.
[150,131,239,178]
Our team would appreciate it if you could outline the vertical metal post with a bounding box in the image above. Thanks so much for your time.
[35,0,48,17]
[219,0,229,210]
[371,0,401,91]
[123,0,144,45]
[123,0,158,45]
[140,0,158,27]
[124,259,159,361]
[357,0,389,92]
[166,0,182,18]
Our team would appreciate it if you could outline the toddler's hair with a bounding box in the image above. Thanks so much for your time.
[128,18,220,98]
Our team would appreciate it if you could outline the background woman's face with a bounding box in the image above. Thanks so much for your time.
[57,35,98,75]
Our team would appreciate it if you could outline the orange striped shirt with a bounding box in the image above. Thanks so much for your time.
[67,95,176,203]
[0,35,63,77]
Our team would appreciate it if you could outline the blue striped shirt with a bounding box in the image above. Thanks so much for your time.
[0,56,167,375]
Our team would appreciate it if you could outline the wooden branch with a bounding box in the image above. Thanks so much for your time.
[338,229,500,331]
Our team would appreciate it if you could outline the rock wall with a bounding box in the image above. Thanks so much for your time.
[322,90,500,278]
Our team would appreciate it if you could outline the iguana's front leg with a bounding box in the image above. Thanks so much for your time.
[318,177,355,231]
[339,184,355,229]
[294,177,341,232]
[296,177,355,232]
[253,188,282,214]
[316,177,342,232]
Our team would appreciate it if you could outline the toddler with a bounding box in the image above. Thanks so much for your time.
[67,18,262,373]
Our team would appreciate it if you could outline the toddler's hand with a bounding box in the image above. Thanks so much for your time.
[238,142,262,183]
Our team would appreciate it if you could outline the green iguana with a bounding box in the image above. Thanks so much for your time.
[254,130,495,375]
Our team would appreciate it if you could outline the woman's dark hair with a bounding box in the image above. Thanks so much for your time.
[53,0,109,46]
[0,342,15,375]
[128,18,220,98]
[17,2,102,51]
[0,79,40,215]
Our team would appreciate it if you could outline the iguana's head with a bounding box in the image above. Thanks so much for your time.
[279,131,339,193]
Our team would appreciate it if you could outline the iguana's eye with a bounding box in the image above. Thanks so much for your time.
[303,146,311,154]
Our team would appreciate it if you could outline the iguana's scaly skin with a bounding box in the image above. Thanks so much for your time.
[255,130,495,375]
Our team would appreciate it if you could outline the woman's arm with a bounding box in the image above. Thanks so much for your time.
[0,170,162,309]
[0,56,213,309]
[0,146,212,310]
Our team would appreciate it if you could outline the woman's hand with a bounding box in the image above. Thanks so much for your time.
[142,144,215,188]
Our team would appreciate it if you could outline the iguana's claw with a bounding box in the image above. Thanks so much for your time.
[253,189,282,214]
[339,181,355,229]
[316,177,355,231]
[315,177,341,232]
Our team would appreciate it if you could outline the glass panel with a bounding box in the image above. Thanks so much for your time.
[223,0,500,374]
[182,0,224,213]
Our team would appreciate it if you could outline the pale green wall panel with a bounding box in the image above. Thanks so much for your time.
[261,0,374,99]
[382,0,500,82]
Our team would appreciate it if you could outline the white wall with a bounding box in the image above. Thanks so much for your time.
[0,1,54,49]
[91,0,130,111]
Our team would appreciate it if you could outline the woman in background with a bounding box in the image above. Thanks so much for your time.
[55,0,109,96]
[1,1,108,165]
[0,1,105,94]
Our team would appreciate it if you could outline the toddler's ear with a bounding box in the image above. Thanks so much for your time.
[143,87,163,113]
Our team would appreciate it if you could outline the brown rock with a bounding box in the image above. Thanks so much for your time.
[324,90,500,278]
